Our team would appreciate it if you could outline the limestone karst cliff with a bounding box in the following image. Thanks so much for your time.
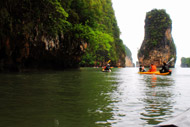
[125,46,133,67]
[125,56,133,67]
[0,0,128,71]
[138,9,176,67]
[115,46,134,67]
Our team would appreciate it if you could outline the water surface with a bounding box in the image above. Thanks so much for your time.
[0,67,190,127]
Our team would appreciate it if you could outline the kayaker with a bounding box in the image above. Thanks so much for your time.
[148,63,157,72]
[139,65,146,72]
[104,63,110,70]
[159,62,169,73]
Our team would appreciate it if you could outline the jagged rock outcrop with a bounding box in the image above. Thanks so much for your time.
[0,34,87,71]
[116,46,133,67]
[138,9,176,67]
[125,56,133,67]
[124,46,134,67]
[116,54,126,67]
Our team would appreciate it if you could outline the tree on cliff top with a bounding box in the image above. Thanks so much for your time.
[145,9,172,47]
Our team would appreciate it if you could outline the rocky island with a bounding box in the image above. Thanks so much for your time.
[138,9,176,67]
[181,57,190,67]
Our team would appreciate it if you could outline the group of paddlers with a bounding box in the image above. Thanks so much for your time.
[103,59,171,73]
[139,62,170,73]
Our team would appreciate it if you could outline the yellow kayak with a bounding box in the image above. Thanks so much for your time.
[138,71,171,75]
[102,69,111,72]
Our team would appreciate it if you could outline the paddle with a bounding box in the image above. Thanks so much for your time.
[107,60,111,63]
[106,60,111,70]
[166,57,175,64]
[103,60,111,70]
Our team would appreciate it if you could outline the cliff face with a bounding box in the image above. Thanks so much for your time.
[0,34,87,71]
[125,56,133,67]
[124,46,133,67]
[0,0,127,71]
[0,1,87,71]
[138,9,176,67]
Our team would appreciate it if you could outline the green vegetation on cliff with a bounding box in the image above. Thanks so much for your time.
[125,46,132,60]
[145,9,172,46]
[181,57,190,67]
[0,0,129,71]
[138,9,176,67]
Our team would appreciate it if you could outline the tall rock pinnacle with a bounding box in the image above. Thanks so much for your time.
[138,9,176,67]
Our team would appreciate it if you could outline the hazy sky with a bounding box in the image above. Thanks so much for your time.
[112,0,190,65]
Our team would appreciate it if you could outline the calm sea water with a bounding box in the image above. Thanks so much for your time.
[0,67,190,127]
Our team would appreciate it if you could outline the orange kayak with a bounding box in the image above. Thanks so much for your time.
[138,71,171,75]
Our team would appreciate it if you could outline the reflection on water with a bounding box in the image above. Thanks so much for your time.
[0,67,190,127]
[140,75,175,125]
[0,68,119,127]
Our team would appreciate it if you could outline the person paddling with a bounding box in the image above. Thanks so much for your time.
[148,63,157,72]
[104,63,110,70]
[159,62,169,73]
[139,65,146,72]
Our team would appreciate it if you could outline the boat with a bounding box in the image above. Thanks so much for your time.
[138,70,171,75]
[102,69,111,72]
[154,108,190,127]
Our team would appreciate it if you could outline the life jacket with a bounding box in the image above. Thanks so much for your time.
[149,65,157,72]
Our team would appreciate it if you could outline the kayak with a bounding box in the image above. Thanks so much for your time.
[138,71,171,75]
[155,108,190,127]
[102,69,111,72]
